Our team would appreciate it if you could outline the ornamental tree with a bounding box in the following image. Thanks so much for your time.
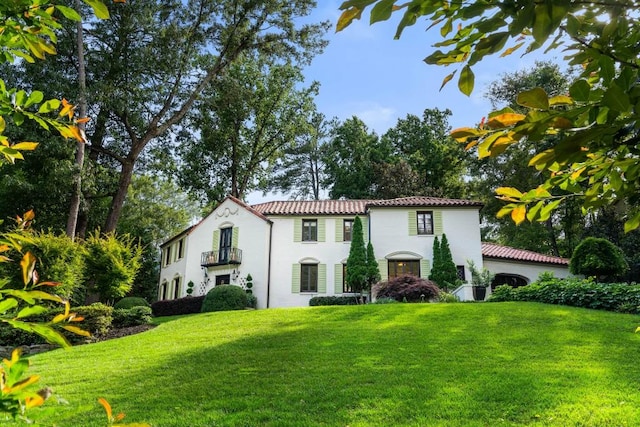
[337,0,640,232]
[346,216,368,295]
[570,237,628,282]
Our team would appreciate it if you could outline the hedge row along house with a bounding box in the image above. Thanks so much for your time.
[159,196,570,308]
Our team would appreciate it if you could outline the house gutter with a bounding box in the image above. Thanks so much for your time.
[266,220,273,308]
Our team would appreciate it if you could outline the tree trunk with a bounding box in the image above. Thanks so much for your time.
[103,159,135,233]
[66,2,87,239]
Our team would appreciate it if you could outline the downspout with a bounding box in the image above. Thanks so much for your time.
[266,220,273,308]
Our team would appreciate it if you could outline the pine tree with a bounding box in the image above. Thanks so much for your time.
[439,234,459,291]
[346,216,368,294]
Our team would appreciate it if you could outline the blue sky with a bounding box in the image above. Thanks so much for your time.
[302,1,557,135]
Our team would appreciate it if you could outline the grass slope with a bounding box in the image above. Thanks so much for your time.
[10,302,640,426]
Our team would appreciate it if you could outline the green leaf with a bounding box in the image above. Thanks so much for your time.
[598,55,615,84]
[55,5,82,21]
[83,0,110,20]
[370,0,394,24]
[6,320,69,348]
[624,212,640,233]
[38,99,61,114]
[440,17,453,37]
[539,199,562,222]
[0,298,18,314]
[458,65,475,96]
[602,84,631,112]
[24,91,44,108]
[569,80,590,102]
[16,305,48,319]
[517,88,549,110]
[532,4,553,44]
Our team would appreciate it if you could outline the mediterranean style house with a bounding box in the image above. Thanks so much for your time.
[158,196,570,308]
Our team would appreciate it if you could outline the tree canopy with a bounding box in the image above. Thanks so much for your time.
[337,0,640,231]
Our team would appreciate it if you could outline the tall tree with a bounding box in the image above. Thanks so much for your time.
[381,108,467,198]
[13,0,328,232]
[323,117,390,199]
[338,0,640,232]
[178,56,319,204]
[366,241,380,291]
[268,112,333,200]
[346,216,368,296]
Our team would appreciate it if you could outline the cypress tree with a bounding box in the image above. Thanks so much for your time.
[439,234,459,290]
[429,236,442,285]
[346,216,368,294]
[366,241,381,289]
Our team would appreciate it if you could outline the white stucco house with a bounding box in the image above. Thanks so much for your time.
[158,195,570,308]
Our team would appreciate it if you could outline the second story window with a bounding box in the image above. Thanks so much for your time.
[417,211,434,235]
[343,219,354,242]
[163,246,172,267]
[302,219,317,242]
[176,239,184,261]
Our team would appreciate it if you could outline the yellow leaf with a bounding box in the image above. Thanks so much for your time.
[336,8,362,32]
[59,98,75,119]
[486,113,525,128]
[25,394,45,409]
[75,117,91,124]
[496,187,523,199]
[20,252,37,286]
[496,206,513,219]
[99,397,113,420]
[61,325,91,337]
[549,95,573,106]
[511,205,526,225]
[450,127,478,141]
[500,42,525,57]
[440,71,457,91]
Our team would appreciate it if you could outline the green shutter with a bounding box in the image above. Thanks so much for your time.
[434,211,443,235]
[408,211,417,236]
[291,264,300,293]
[294,219,302,242]
[334,264,343,294]
[318,264,327,293]
[361,217,369,242]
[232,227,239,248]
[335,218,344,242]
[318,218,326,242]
[212,229,220,251]
[378,259,388,281]
[420,259,431,279]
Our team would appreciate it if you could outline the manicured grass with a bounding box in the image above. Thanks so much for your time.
[9,302,640,426]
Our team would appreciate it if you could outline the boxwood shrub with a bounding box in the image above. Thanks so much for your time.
[114,297,150,310]
[309,296,360,306]
[201,285,247,312]
[488,277,640,313]
[112,306,153,328]
[151,296,205,317]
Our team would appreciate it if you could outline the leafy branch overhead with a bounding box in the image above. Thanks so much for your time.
[337,0,640,231]
[0,0,116,164]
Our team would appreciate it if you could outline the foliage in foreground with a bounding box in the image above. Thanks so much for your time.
[373,274,440,302]
[489,277,640,313]
[337,0,640,232]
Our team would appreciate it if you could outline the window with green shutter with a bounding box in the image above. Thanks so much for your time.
[291,264,301,293]
[300,264,318,292]
[417,211,434,235]
[377,259,388,281]
[232,227,239,248]
[334,264,343,294]
[408,211,417,235]
[212,229,220,251]
[420,259,431,279]
[302,219,317,241]
[434,211,443,235]
[318,218,326,242]
[318,264,326,293]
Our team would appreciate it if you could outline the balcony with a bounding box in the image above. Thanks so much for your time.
[201,248,242,267]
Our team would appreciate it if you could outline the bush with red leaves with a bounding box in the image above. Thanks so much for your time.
[373,275,440,302]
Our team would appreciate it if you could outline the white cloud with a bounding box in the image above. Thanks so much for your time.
[352,103,396,134]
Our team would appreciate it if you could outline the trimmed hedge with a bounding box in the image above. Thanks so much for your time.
[151,296,205,317]
[112,306,153,328]
[114,297,150,310]
[488,278,640,313]
[201,285,247,312]
[309,296,360,306]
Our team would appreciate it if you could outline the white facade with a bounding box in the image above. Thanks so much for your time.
[158,196,570,308]
[483,259,572,284]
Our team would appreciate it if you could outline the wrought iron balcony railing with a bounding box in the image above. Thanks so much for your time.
[201,248,242,267]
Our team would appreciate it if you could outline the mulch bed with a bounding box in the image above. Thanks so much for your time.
[92,324,157,342]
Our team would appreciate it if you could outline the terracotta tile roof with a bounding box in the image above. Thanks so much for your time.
[251,200,371,216]
[366,196,483,208]
[482,242,569,265]
[252,196,483,215]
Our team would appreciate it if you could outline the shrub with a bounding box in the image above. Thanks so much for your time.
[373,297,399,304]
[114,296,150,310]
[373,275,440,302]
[84,231,143,302]
[437,291,459,303]
[246,294,258,309]
[487,277,640,313]
[201,285,247,312]
[112,306,153,328]
[72,303,114,338]
[570,237,628,281]
[151,296,205,317]
[309,296,360,306]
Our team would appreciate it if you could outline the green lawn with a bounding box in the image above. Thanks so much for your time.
[9,302,640,426]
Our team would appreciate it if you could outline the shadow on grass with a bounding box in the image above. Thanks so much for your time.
[21,303,640,426]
